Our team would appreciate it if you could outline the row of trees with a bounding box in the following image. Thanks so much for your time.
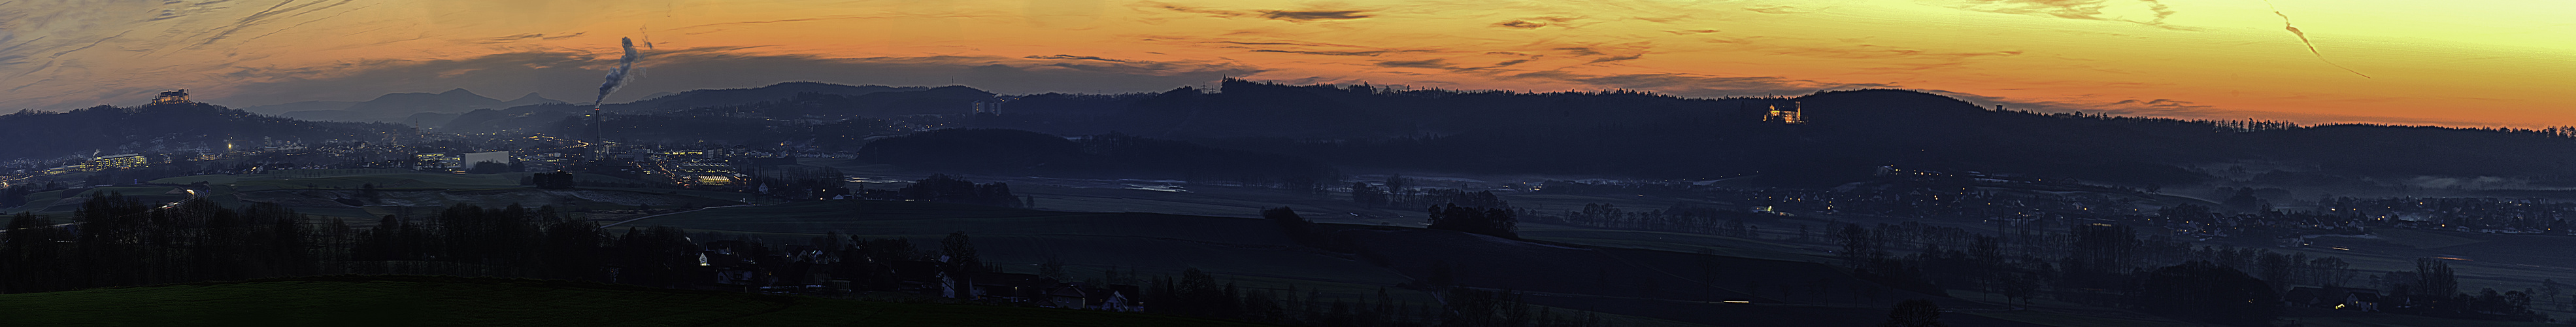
[2,196,319,292]
[893,174,1028,208]
[0,192,713,292]
[1348,175,1506,209]
[1146,267,1597,327]
[1554,202,1773,237]
[1830,222,2549,325]
[1426,204,1519,239]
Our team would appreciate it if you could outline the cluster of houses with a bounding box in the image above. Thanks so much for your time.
[684,240,1144,312]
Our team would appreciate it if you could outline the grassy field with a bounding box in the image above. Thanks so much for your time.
[0,275,1267,326]
[612,200,1428,301]
[4,170,750,226]
[613,200,2020,326]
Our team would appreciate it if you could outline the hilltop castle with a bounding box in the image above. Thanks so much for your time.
[1760,101,1804,124]
[151,90,192,105]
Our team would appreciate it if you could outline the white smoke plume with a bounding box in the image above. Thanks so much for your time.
[594,37,642,108]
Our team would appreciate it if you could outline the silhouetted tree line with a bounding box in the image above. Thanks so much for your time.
[737,165,851,199]
[2134,261,2278,326]
[0,182,53,209]
[858,129,1337,192]
[530,172,576,189]
[1350,175,1509,210]
[2369,258,2549,321]
[1426,204,1518,239]
[347,203,618,281]
[1,194,320,292]
[518,173,670,190]
[1816,222,2549,325]
[894,175,1026,208]
[0,193,718,292]
[1552,202,1773,236]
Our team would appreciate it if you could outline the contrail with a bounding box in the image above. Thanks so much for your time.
[2264,0,2369,78]
[595,37,642,108]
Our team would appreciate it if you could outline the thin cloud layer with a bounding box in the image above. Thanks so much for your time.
[1135,1,1374,22]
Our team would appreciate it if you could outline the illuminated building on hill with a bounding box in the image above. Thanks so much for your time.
[151,90,192,105]
[1760,101,1804,124]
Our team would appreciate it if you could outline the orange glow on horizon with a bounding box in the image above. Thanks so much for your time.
[1,0,2569,127]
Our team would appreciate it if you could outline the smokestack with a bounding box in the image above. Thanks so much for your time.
[594,37,642,143]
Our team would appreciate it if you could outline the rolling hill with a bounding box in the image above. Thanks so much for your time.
[0,102,406,162]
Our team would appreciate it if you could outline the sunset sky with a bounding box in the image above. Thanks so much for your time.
[1,0,2569,127]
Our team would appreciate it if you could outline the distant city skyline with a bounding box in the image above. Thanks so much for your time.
[1,0,2568,127]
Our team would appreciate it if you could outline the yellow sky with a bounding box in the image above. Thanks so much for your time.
[1,0,2569,126]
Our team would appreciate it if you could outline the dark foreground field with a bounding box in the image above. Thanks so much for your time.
[0,275,1265,326]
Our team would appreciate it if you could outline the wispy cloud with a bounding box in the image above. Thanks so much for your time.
[664,13,1012,35]
[1948,0,2190,29]
[1490,16,1581,29]
[1494,20,1547,29]
[1135,2,1373,22]
[1250,49,1420,56]
[1024,54,1131,63]
[1373,59,1452,69]
[480,33,588,44]
[1743,5,1812,14]
[1256,10,1371,22]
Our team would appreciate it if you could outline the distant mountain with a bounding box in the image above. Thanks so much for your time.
[495,92,564,107]
[439,104,590,134]
[237,100,358,115]
[943,79,2576,190]
[604,82,926,112]
[254,89,565,124]
[631,92,680,103]
[435,82,979,133]
[327,88,501,114]
[0,103,406,162]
